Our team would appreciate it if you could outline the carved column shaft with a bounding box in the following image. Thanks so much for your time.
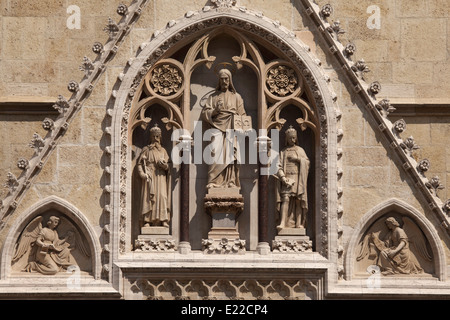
[258,167,269,243]
[178,136,191,253]
[180,155,189,244]
[257,136,270,253]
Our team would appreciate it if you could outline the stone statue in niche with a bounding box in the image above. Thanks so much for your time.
[200,68,250,189]
[136,124,171,231]
[200,66,250,254]
[357,216,432,276]
[275,126,310,234]
[12,215,90,275]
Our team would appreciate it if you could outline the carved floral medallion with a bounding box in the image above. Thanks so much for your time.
[150,64,183,96]
[266,65,298,97]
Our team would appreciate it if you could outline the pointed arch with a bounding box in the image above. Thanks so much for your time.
[344,198,446,281]
[108,5,340,261]
[0,196,102,280]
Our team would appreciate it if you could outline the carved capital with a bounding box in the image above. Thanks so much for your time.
[204,195,244,215]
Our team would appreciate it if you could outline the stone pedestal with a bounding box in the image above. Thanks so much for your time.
[202,187,246,254]
[272,228,312,253]
[141,226,169,235]
[135,227,176,252]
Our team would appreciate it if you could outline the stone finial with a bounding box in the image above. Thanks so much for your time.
[4,172,19,192]
[327,20,345,40]
[104,18,120,37]
[351,59,370,80]
[375,98,396,118]
[29,133,45,154]
[211,0,237,8]
[52,95,70,114]
[425,176,444,197]
[79,56,94,76]
[400,136,419,156]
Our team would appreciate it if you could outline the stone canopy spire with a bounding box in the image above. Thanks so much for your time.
[211,0,237,8]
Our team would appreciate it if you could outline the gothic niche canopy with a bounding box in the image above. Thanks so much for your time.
[121,23,323,254]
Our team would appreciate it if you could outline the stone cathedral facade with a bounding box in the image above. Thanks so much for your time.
[0,0,449,300]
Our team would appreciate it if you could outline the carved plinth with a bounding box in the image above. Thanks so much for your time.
[141,226,169,235]
[203,188,245,254]
[135,234,176,252]
[202,238,246,254]
[272,235,312,253]
[277,227,306,236]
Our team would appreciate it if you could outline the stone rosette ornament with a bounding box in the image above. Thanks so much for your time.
[344,43,356,57]
[417,159,430,173]
[266,65,298,97]
[150,64,183,96]
[42,118,54,131]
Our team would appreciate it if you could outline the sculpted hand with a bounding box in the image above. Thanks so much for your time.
[387,249,397,259]
[158,159,168,170]
[139,172,148,180]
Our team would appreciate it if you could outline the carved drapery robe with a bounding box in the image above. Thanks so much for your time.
[376,227,423,275]
[201,90,246,188]
[137,143,171,225]
[27,228,72,275]
[276,145,310,228]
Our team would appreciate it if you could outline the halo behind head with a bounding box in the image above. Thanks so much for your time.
[213,62,237,77]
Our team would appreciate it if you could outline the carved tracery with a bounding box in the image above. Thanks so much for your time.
[119,14,328,254]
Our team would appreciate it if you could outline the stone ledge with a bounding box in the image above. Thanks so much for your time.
[391,102,450,117]
[0,277,119,298]
[0,100,58,115]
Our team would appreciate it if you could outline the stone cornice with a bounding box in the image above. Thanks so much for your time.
[0,101,57,115]
[391,103,450,117]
